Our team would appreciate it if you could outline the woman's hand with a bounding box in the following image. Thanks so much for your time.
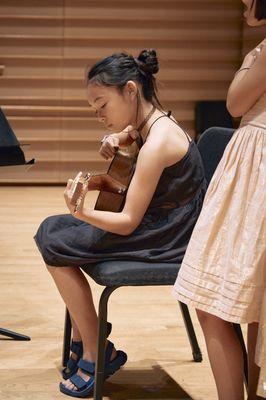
[242,40,265,68]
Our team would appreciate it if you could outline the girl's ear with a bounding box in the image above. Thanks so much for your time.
[125,80,138,100]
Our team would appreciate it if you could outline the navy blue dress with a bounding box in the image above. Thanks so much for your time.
[34,129,206,267]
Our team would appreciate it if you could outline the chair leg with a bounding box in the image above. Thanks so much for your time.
[62,307,72,367]
[0,327,30,341]
[178,301,202,362]
[233,323,248,392]
[94,286,120,400]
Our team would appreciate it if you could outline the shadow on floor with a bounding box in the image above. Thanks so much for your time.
[97,362,193,400]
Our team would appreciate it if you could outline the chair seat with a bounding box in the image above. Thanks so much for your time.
[82,261,180,287]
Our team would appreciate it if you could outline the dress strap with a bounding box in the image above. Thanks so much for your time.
[143,110,192,145]
[166,110,192,144]
[135,134,143,149]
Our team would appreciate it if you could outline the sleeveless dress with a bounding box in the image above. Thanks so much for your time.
[34,118,206,268]
[173,59,266,396]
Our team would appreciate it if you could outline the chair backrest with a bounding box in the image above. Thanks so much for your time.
[195,101,234,139]
[197,126,234,186]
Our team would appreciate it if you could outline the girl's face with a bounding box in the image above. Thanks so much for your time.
[87,82,137,132]
[242,0,265,26]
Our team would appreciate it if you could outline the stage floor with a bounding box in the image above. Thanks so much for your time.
[0,186,244,400]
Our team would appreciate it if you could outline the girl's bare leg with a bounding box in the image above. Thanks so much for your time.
[247,322,264,400]
[46,264,116,391]
[70,315,82,342]
[196,309,244,400]
[62,315,82,370]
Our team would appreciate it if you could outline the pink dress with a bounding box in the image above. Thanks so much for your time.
[173,51,265,396]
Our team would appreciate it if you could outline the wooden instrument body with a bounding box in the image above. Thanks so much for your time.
[70,140,139,213]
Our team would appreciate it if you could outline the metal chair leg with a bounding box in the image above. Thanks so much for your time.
[94,286,120,400]
[179,302,202,362]
[0,327,30,341]
[62,308,72,367]
[233,323,248,391]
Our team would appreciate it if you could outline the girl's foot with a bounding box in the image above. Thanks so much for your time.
[61,344,117,391]
[59,341,128,398]
[62,322,112,380]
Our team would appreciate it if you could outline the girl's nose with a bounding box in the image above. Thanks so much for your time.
[96,111,105,124]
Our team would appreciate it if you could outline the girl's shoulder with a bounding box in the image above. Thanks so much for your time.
[143,113,191,167]
[148,112,188,140]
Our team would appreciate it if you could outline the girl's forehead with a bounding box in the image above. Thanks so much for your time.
[87,83,105,97]
[87,83,117,104]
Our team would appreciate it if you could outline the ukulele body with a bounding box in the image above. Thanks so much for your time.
[70,140,139,213]
[95,146,138,212]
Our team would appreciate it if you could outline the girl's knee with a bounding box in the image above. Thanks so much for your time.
[196,308,221,326]
[46,263,57,273]
[196,309,230,332]
[196,308,210,324]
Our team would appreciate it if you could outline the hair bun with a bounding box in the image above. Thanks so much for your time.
[137,49,159,75]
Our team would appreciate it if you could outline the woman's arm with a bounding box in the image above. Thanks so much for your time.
[226,43,266,117]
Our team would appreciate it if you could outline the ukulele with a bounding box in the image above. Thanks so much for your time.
[70,133,139,213]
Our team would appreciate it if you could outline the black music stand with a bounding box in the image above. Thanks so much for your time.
[0,107,35,341]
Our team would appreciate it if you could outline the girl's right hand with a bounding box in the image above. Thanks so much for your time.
[99,134,120,160]
[99,126,139,160]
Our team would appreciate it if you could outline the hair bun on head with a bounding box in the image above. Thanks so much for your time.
[137,49,159,75]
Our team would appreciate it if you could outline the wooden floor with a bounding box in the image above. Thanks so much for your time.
[0,186,246,400]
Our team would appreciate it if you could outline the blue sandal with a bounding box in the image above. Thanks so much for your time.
[62,322,112,380]
[62,340,83,380]
[59,340,127,398]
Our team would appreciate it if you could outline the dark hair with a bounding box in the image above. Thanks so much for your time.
[251,0,266,20]
[86,49,162,109]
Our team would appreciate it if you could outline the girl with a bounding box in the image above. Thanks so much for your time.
[34,49,206,397]
[173,1,266,399]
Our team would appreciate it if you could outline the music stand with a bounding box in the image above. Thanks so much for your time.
[0,108,35,341]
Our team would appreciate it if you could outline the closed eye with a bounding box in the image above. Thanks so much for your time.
[94,103,107,116]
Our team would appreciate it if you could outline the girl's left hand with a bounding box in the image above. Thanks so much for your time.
[64,172,88,217]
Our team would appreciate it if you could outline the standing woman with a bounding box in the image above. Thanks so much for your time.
[173,1,266,399]
[34,49,206,397]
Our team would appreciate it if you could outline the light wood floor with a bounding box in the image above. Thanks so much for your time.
[0,186,247,400]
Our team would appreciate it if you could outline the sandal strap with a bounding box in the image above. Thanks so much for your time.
[107,321,112,337]
[69,374,88,391]
[70,340,83,357]
[66,357,77,371]
[77,358,95,376]
[105,341,114,363]
[74,342,113,377]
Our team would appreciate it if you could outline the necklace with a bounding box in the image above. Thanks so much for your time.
[137,105,156,132]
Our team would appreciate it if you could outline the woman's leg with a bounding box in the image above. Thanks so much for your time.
[196,309,244,400]
[247,322,263,400]
[46,264,116,391]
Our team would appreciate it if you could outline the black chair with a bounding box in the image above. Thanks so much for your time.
[63,262,203,400]
[195,101,234,140]
[197,127,248,390]
[62,126,248,399]
[197,126,234,184]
